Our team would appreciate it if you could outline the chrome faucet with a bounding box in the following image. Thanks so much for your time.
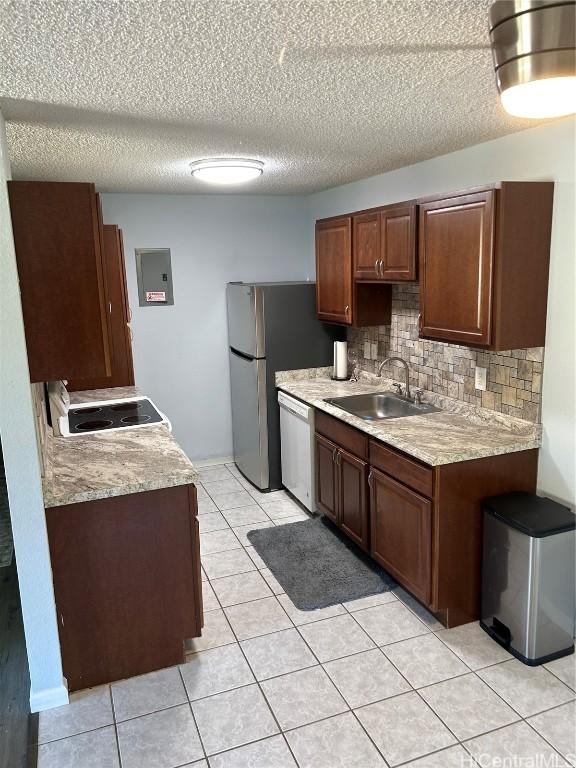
[377,356,412,401]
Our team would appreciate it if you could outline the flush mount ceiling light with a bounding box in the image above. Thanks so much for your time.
[489,0,576,118]
[190,158,264,184]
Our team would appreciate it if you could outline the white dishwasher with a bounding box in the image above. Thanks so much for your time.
[278,391,316,512]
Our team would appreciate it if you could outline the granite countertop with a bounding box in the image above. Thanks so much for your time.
[43,386,198,508]
[276,369,541,467]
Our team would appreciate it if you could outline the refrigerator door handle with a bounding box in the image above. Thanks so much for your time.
[230,347,258,362]
[228,348,269,489]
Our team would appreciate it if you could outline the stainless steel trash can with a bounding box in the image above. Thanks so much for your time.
[481,491,575,666]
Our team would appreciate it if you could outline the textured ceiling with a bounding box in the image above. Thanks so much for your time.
[0,0,539,194]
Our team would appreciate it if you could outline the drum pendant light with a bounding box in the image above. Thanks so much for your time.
[489,0,576,118]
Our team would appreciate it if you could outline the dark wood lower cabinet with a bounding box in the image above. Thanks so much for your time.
[315,433,338,523]
[315,433,369,550]
[339,448,369,550]
[370,468,431,604]
[315,409,539,628]
[46,484,202,692]
[432,450,538,627]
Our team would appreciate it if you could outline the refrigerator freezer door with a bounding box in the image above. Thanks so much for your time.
[227,283,265,358]
[229,348,269,489]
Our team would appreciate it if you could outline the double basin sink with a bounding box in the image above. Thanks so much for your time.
[324,392,440,422]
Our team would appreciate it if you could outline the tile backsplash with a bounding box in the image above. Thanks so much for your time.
[348,285,543,423]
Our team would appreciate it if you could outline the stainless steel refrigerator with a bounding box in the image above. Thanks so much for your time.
[227,281,341,491]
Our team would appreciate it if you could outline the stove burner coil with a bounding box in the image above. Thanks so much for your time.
[110,401,143,412]
[75,419,114,431]
[71,406,102,415]
[121,414,151,424]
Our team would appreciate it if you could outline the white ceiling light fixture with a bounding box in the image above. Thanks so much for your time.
[489,0,576,119]
[190,158,264,184]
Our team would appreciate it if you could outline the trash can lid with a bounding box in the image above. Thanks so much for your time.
[483,492,575,537]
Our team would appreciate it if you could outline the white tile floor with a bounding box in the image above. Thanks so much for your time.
[35,461,576,768]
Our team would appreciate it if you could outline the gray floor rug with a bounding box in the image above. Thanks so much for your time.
[247,516,396,610]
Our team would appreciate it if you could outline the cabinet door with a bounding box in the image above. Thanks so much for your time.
[380,203,417,281]
[370,468,432,604]
[419,191,495,346]
[338,448,369,551]
[353,211,380,280]
[67,225,135,391]
[315,433,339,523]
[46,485,201,692]
[8,181,112,382]
[316,217,352,324]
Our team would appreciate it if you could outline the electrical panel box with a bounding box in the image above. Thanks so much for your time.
[135,248,174,307]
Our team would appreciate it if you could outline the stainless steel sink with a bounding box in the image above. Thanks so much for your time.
[324,392,441,421]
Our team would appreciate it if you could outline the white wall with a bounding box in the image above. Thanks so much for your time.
[101,194,309,460]
[307,117,576,507]
[0,111,67,711]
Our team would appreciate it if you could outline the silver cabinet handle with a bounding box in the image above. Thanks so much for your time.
[379,259,384,278]
[374,259,379,277]
[344,305,350,316]
[332,448,337,463]
[336,451,341,466]
[368,470,373,486]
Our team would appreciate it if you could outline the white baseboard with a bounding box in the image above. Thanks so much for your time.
[194,456,234,468]
[30,683,69,713]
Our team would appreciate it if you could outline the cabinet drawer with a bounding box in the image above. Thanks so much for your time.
[315,410,368,460]
[369,440,433,498]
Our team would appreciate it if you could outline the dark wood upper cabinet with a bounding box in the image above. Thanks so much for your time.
[316,216,392,327]
[353,203,417,282]
[419,189,494,347]
[8,181,112,383]
[353,211,380,280]
[370,467,432,604]
[320,182,552,345]
[68,225,135,392]
[419,182,554,350]
[380,203,417,281]
[316,216,353,325]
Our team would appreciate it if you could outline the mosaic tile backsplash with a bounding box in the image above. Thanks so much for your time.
[348,285,544,423]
